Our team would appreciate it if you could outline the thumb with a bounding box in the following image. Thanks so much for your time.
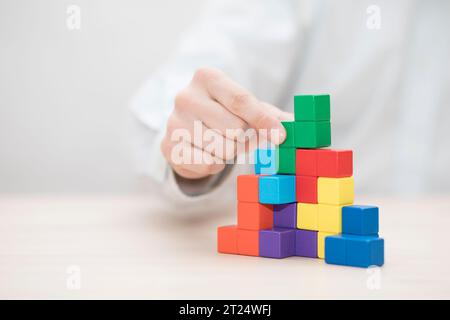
[259,102,293,145]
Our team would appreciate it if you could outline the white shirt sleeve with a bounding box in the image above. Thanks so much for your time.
[129,0,308,214]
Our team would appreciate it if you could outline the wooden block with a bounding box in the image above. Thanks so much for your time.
[254,148,295,175]
[259,175,296,204]
[317,231,336,259]
[325,234,384,268]
[324,234,346,265]
[342,205,379,235]
[297,203,319,231]
[237,175,259,202]
[237,229,260,256]
[296,149,319,176]
[259,228,296,259]
[318,204,343,233]
[317,149,353,177]
[294,121,331,149]
[217,225,238,254]
[294,95,330,121]
[273,203,297,229]
[280,121,295,148]
[295,229,318,258]
[254,149,277,175]
[345,235,384,267]
[296,175,318,203]
[237,202,273,230]
[277,147,296,174]
[318,177,354,205]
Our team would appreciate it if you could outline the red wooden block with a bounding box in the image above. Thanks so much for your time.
[296,149,319,176]
[296,176,318,204]
[237,229,259,256]
[317,149,353,177]
[217,225,238,254]
[237,175,259,202]
[237,202,273,230]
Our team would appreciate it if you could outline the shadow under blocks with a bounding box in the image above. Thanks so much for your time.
[217,94,384,268]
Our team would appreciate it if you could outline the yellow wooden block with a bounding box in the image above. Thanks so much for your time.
[318,204,343,233]
[317,231,337,259]
[318,177,354,205]
[297,203,319,231]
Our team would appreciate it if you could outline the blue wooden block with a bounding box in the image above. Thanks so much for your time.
[342,205,379,235]
[324,235,346,265]
[254,149,277,175]
[325,234,384,268]
[259,175,296,204]
[346,235,384,268]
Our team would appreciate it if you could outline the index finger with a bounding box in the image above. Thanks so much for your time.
[198,69,286,145]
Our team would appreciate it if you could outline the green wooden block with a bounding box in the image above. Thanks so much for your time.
[276,147,296,174]
[294,95,330,121]
[294,121,331,148]
[280,121,295,148]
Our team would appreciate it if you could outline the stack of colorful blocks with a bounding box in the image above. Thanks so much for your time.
[217,95,384,268]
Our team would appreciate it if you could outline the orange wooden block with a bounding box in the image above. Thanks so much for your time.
[217,225,238,254]
[237,229,259,256]
[237,202,273,230]
[237,175,259,202]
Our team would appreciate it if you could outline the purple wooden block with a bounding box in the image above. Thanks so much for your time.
[259,228,296,259]
[295,229,318,258]
[273,203,297,229]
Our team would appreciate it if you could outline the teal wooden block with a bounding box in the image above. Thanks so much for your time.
[254,148,295,175]
[259,175,296,204]
[254,148,277,175]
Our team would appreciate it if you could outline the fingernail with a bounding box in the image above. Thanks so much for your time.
[279,126,286,143]
[273,123,286,145]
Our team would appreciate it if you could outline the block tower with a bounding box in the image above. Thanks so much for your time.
[217,95,384,268]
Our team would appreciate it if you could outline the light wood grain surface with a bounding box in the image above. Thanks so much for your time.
[0,194,449,299]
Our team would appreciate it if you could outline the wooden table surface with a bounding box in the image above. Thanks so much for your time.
[1,194,449,299]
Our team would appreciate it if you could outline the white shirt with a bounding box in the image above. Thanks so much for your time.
[130,0,450,215]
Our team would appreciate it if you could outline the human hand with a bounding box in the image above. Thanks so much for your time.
[161,67,292,179]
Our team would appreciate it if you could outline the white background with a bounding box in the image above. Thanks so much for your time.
[0,0,205,193]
